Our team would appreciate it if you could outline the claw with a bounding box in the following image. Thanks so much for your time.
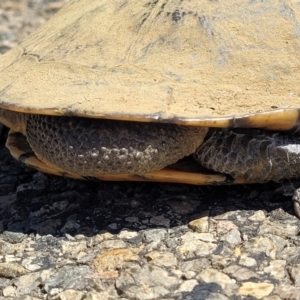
[292,189,300,219]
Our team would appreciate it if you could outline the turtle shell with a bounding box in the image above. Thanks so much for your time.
[0,0,300,130]
[7,129,247,185]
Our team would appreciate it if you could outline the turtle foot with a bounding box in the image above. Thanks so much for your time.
[281,180,300,219]
[292,189,300,219]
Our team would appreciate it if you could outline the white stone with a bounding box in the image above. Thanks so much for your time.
[264,260,286,280]
[248,210,266,222]
[118,230,139,239]
[188,217,209,233]
[146,251,177,267]
[220,228,241,247]
[58,289,85,300]
[177,279,198,293]
[238,282,274,299]
[181,231,215,242]
[2,285,16,297]
[216,221,238,235]
[85,292,111,300]
[289,264,300,286]
[239,255,257,268]
[176,240,217,260]
[258,220,298,237]
[197,268,233,289]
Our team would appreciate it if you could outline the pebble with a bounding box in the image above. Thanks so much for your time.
[176,279,198,293]
[95,239,128,252]
[277,246,300,262]
[146,251,177,267]
[248,210,267,222]
[61,240,87,259]
[180,258,211,274]
[149,215,170,227]
[220,228,242,247]
[1,1,300,298]
[237,282,274,299]
[176,240,217,260]
[0,263,27,278]
[168,200,195,214]
[289,264,300,286]
[13,270,51,297]
[2,285,15,297]
[223,265,258,281]
[241,236,286,259]
[85,291,112,300]
[142,228,168,243]
[216,220,238,235]
[264,260,286,280]
[239,255,257,267]
[181,231,216,242]
[197,268,234,290]
[93,248,140,272]
[43,265,91,292]
[258,220,299,236]
[188,217,209,232]
[3,231,26,243]
[116,264,179,299]
[57,290,86,300]
[117,229,139,240]
[274,285,300,299]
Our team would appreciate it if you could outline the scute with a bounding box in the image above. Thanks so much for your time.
[0,0,300,127]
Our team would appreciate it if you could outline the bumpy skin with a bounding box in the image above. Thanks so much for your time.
[26,115,207,176]
[194,129,300,182]
[194,129,300,218]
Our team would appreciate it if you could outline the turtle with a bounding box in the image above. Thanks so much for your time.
[1,0,300,217]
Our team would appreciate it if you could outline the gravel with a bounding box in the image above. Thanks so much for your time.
[0,1,300,299]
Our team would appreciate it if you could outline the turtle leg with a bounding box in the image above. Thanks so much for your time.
[194,128,300,218]
[7,129,240,184]
[281,179,300,218]
[24,114,208,176]
[194,128,300,183]
[276,179,300,218]
[292,189,300,219]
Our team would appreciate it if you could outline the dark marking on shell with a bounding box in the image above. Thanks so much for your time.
[118,1,129,10]
[161,2,167,9]
[198,16,214,36]
[216,47,231,66]
[171,9,187,23]
[198,16,206,27]
[23,52,41,61]
[146,0,159,8]
[139,12,150,28]
[156,10,163,18]
[172,9,181,22]
[156,0,168,18]
[188,11,198,17]
[226,117,235,128]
